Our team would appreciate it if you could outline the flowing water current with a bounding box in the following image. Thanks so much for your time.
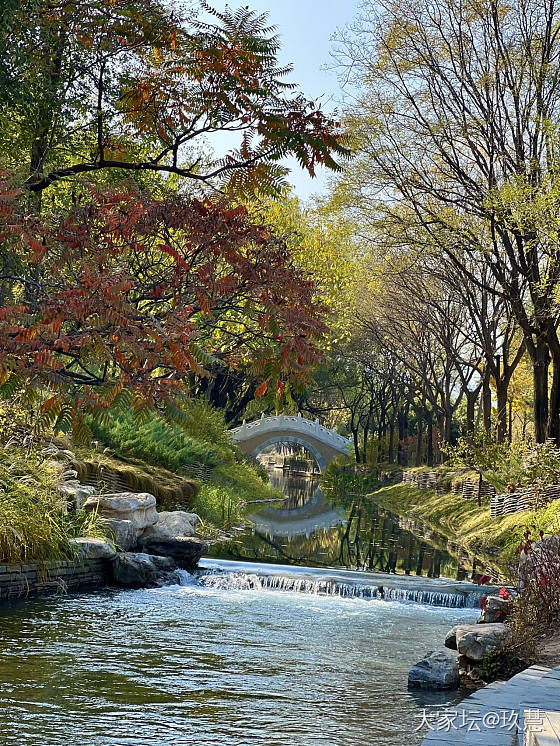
[0,469,488,746]
[0,569,478,746]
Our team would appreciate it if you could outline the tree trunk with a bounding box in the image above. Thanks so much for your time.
[398,403,409,466]
[415,414,423,466]
[388,417,395,464]
[533,339,550,443]
[426,411,434,467]
[465,390,477,440]
[352,429,361,463]
[482,368,492,436]
[436,412,445,464]
[496,382,508,443]
[548,350,560,445]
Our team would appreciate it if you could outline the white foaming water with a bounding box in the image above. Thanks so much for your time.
[0,560,479,746]
[196,569,482,607]
[172,559,490,608]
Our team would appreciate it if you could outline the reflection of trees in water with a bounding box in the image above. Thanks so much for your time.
[210,470,482,579]
[212,495,470,579]
[267,473,319,510]
[337,499,472,579]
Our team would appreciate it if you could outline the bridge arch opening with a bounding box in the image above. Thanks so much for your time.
[251,436,327,472]
[230,414,352,473]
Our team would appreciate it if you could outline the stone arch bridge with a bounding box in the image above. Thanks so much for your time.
[229,413,352,472]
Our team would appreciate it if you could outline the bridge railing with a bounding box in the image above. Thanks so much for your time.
[230,413,352,452]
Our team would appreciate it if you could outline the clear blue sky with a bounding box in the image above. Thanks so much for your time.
[211,0,360,200]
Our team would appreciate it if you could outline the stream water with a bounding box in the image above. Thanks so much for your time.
[210,470,487,583]
[0,469,484,746]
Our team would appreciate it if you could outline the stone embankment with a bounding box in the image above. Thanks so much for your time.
[0,559,108,600]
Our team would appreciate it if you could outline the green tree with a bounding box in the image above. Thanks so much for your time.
[2,1,347,200]
[333,0,560,443]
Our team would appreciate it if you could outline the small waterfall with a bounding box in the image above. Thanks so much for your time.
[170,569,200,586]
[197,570,483,608]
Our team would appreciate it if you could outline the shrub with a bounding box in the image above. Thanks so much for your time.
[516,524,560,627]
[447,436,560,494]
[482,524,560,680]
[88,409,222,470]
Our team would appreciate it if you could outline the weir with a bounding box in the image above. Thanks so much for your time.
[195,559,493,609]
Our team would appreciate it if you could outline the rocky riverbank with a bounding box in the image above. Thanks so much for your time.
[47,444,210,590]
[408,530,560,697]
[408,589,514,691]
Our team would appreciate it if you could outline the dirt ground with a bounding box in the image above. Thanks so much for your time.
[536,632,560,667]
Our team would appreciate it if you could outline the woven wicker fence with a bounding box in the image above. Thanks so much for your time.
[402,470,437,489]
[490,484,560,519]
[402,471,496,500]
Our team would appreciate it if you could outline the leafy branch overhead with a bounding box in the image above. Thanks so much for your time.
[2,0,348,197]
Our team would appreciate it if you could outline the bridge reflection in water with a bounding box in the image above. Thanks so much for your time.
[209,467,488,582]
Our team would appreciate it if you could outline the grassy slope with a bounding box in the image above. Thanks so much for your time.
[368,476,560,574]
[83,405,286,535]
[0,400,282,562]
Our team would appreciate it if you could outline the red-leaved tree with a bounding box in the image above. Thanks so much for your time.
[0,182,326,435]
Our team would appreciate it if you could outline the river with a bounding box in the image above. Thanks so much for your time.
[0,469,484,746]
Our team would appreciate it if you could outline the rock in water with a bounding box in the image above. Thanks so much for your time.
[444,626,459,650]
[112,552,158,587]
[445,623,509,661]
[138,537,208,570]
[477,594,514,624]
[150,555,177,571]
[84,493,158,534]
[99,518,137,551]
[408,650,459,690]
[139,510,200,542]
[69,537,117,560]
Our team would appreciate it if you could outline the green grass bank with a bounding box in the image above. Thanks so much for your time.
[365,468,560,576]
[0,398,283,564]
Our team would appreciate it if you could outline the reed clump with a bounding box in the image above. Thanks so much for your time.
[0,445,99,565]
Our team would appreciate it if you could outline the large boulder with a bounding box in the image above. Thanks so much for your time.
[70,537,117,560]
[112,552,158,587]
[445,623,509,661]
[139,510,200,542]
[138,537,208,570]
[99,518,137,551]
[408,650,459,690]
[84,492,158,535]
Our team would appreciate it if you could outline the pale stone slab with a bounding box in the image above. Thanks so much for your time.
[84,492,158,534]
[70,537,117,560]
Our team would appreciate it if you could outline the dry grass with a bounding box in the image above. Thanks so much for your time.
[71,449,200,509]
[0,446,102,565]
